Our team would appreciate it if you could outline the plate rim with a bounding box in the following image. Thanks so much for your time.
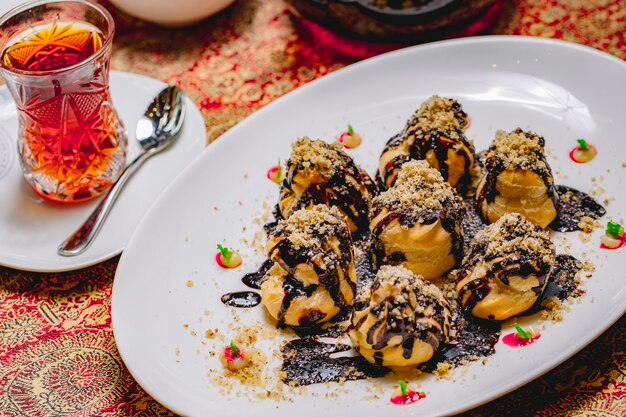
[112,35,626,416]
[0,70,205,273]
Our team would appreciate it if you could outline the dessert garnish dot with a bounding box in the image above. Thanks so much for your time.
[390,380,426,405]
[569,139,597,163]
[600,221,625,249]
[502,323,541,347]
[220,341,250,372]
[216,244,242,268]
[267,158,285,184]
[337,124,362,149]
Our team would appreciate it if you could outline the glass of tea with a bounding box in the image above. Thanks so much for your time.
[0,0,126,204]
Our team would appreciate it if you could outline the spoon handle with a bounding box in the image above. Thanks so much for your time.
[57,149,155,257]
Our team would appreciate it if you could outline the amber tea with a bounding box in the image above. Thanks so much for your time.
[0,1,126,204]
[2,21,103,71]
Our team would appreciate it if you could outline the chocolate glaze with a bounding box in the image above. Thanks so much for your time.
[476,149,488,167]
[241,259,273,290]
[281,338,389,385]
[377,132,409,189]
[277,272,319,327]
[221,291,262,308]
[461,198,487,255]
[550,185,606,232]
[293,309,352,338]
[549,254,584,299]
[533,254,584,311]
[423,309,500,370]
[456,276,491,315]
[353,235,377,288]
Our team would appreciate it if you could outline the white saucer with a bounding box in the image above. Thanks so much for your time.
[0,71,205,272]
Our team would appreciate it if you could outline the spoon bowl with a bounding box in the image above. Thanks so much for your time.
[137,85,185,150]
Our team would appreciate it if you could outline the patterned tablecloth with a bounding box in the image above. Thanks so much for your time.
[1,1,625,416]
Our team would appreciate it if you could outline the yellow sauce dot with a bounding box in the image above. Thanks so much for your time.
[338,132,362,149]
[601,234,621,248]
[226,252,243,268]
[572,144,597,163]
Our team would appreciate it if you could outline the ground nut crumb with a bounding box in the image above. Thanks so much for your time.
[289,137,345,179]
[205,329,219,338]
[540,297,563,321]
[582,260,596,274]
[578,216,600,233]
[373,160,462,214]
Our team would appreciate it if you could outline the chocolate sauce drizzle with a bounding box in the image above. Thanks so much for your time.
[375,132,409,189]
[281,338,388,385]
[221,291,261,308]
[241,259,273,290]
[353,235,377,288]
[423,312,500,371]
[536,254,584,305]
[550,185,606,232]
[277,273,323,327]
[461,198,486,255]
[293,309,352,338]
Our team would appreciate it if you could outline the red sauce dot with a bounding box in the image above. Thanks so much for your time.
[215,252,242,269]
[222,345,243,361]
[502,332,541,347]
[267,166,284,184]
[390,390,426,405]
[215,253,227,268]
[223,346,235,360]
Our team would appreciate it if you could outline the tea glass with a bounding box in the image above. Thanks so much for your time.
[0,0,126,204]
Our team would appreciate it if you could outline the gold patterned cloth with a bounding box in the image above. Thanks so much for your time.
[1,1,625,416]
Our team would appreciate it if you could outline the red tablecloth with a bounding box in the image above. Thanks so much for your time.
[1,1,625,415]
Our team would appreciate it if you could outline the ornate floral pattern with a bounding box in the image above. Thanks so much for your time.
[1,0,625,416]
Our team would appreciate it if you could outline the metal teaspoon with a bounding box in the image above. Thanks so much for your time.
[58,85,186,257]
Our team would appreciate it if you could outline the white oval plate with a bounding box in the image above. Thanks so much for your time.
[0,71,204,272]
[112,37,626,417]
